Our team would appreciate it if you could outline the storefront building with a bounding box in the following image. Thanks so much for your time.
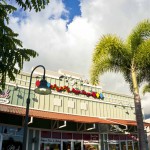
[0,69,149,150]
[145,119,150,149]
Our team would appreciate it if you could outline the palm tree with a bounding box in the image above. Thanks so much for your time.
[90,19,150,150]
[143,84,150,95]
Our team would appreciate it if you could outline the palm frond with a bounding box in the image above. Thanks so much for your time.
[90,58,115,85]
[143,84,150,95]
[90,34,130,85]
[127,19,150,54]
[135,39,150,68]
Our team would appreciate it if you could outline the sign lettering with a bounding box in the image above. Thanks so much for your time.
[41,138,61,143]
[0,90,10,104]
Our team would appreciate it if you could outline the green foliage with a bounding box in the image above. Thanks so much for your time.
[90,19,150,93]
[127,19,150,53]
[0,0,17,24]
[90,19,150,149]
[143,84,150,95]
[13,0,50,12]
[0,0,40,89]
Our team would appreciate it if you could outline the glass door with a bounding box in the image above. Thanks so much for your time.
[127,141,133,150]
[73,141,81,150]
[133,141,139,150]
[1,126,23,150]
[84,143,99,150]
[40,143,61,150]
[120,141,126,150]
[63,141,71,150]
[109,144,119,150]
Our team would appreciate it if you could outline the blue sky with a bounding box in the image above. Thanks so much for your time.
[12,0,81,25]
[62,0,81,24]
[9,0,150,114]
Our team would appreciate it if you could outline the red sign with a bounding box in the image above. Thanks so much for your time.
[52,132,61,139]
[41,131,99,141]
[73,133,82,140]
[62,133,72,139]
[41,131,51,138]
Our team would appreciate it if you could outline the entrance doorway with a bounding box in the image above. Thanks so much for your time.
[73,141,81,150]
[120,141,126,150]
[127,141,133,150]
[63,141,71,150]
[109,143,119,150]
[84,143,99,150]
[40,142,61,150]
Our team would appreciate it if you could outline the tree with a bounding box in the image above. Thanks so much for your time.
[0,0,51,90]
[90,19,150,150]
[11,0,50,12]
[143,84,150,95]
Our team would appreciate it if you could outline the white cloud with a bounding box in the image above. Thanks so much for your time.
[81,0,150,38]
[9,0,150,113]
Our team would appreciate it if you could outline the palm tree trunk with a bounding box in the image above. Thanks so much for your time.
[131,68,147,150]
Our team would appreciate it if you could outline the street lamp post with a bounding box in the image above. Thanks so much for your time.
[22,65,51,150]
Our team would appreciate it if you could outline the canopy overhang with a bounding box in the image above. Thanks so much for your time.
[0,104,149,127]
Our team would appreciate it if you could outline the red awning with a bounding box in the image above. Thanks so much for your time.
[1,104,149,126]
[0,104,112,124]
[108,118,150,126]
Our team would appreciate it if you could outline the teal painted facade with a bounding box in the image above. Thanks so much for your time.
[5,71,135,120]
[0,70,139,150]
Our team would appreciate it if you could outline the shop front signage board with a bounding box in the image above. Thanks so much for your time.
[41,138,61,143]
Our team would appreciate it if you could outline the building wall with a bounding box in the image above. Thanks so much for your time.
[0,70,138,150]
[145,119,150,149]
[27,129,40,150]
[5,71,135,120]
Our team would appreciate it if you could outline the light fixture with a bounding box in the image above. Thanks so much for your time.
[70,80,77,86]
[32,97,38,102]
[65,77,71,82]
[34,78,51,95]
[14,84,18,90]
[59,75,65,80]
[17,94,23,99]
[122,105,125,109]
[22,65,51,150]
[80,79,83,83]
[87,124,95,131]
[59,121,66,128]
[130,106,133,110]
[28,117,33,125]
